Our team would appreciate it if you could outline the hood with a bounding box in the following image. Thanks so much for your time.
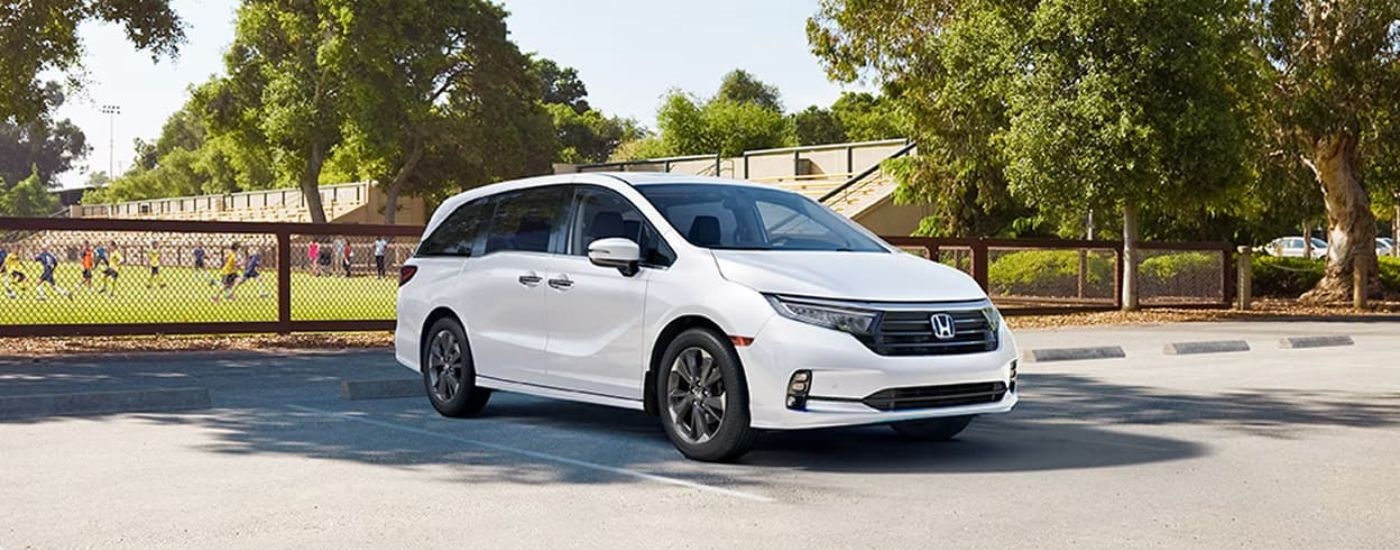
[711,250,988,302]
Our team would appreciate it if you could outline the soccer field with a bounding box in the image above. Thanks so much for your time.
[0,265,397,325]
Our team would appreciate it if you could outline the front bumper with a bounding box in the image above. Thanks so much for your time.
[737,315,1019,430]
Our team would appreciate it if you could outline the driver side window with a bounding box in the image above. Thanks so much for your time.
[569,188,675,267]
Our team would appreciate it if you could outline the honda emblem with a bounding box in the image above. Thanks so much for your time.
[930,313,957,340]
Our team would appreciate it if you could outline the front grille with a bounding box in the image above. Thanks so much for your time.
[860,309,998,356]
[863,381,1008,411]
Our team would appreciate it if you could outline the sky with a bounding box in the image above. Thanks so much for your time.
[51,0,860,189]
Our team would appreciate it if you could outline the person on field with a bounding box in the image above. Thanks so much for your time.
[34,246,72,300]
[193,243,210,284]
[332,238,346,277]
[317,240,332,276]
[79,241,95,291]
[0,244,12,298]
[4,246,27,298]
[145,241,166,289]
[95,242,108,267]
[308,240,321,276]
[340,239,353,277]
[99,242,123,297]
[213,242,242,303]
[373,237,388,279]
[236,247,267,298]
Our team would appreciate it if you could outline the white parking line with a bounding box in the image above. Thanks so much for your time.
[286,404,774,503]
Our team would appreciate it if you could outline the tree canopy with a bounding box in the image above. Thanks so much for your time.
[0,1,185,122]
[0,82,88,187]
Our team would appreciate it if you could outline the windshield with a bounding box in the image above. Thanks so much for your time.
[635,183,888,252]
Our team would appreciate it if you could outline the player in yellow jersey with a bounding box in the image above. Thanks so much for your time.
[213,242,242,302]
[99,241,123,297]
[145,241,166,289]
[4,245,28,298]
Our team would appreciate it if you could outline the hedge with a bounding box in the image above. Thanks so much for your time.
[1252,255,1400,297]
[988,250,1114,297]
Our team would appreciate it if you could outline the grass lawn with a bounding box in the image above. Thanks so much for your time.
[0,265,396,325]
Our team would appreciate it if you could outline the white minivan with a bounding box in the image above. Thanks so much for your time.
[395,173,1018,461]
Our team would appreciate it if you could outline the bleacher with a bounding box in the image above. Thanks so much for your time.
[71,182,426,226]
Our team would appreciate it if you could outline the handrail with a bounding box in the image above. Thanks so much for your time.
[819,141,918,203]
[742,138,910,155]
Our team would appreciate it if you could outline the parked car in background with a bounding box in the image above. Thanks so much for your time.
[396,173,1018,462]
[1378,238,1396,256]
[1261,237,1328,259]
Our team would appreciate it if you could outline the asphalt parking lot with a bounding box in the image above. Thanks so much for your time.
[1,321,1397,549]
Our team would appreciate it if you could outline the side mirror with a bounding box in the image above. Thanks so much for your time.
[588,237,641,276]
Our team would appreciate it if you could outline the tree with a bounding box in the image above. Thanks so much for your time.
[830,92,908,141]
[1256,1,1400,301]
[0,1,185,122]
[207,0,351,223]
[0,82,88,186]
[809,0,1039,238]
[655,93,794,157]
[792,106,847,145]
[547,103,643,163]
[340,0,557,223]
[0,170,59,217]
[812,0,1258,310]
[530,57,590,113]
[716,69,783,111]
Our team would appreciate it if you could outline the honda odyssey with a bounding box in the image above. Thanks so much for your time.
[395,173,1018,461]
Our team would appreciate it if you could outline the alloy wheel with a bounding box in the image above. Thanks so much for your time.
[666,347,726,444]
[426,329,463,402]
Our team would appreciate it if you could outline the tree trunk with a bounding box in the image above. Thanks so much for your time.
[382,141,424,225]
[1300,134,1380,303]
[1393,200,1399,258]
[301,143,329,224]
[1121,203,1140,311]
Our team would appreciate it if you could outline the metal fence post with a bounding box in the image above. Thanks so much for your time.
[970,240,989,292]
[1236,246,1252,311]
[1223,245,1237,306]
[1113,244,1125,310]
[277,230,293,334]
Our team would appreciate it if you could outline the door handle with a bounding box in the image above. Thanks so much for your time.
[518,274,542,286]
[547,277,573,290]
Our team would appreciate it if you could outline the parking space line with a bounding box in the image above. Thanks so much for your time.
[286,404,774,503]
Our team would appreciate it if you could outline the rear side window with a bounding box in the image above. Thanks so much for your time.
[484,186,571,254]
[418,199,488,257]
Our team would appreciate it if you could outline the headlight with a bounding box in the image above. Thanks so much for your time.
[766,295,878,336]
[982,304,1003,333]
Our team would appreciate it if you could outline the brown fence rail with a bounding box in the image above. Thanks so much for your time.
[0,217,422,337]
[884,236,1236,315]
[0,216,1234,337]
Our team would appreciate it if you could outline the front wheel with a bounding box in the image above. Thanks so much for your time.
[890,415,975,441]
[656,328,759,462]
[422,318,491,418]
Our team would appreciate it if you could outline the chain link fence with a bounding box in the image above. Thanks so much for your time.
[887,237,1234,313]
[0,217,422,336]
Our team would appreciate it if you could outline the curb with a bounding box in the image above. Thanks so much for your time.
[0,387,212,420]
[1279,335,1354,349]
[340,378,422,400]
[1022,346,1126,363]
[1163,340,1251,356]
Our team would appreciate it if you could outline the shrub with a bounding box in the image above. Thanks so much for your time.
[1252,256,1324,297]
[1139,252,1220,298]
[1381,256,1400,291]
[988,250,1114,297]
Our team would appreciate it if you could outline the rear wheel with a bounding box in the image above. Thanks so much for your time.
[656,328,759,462]
[890,415,975,441]
[422,318,491,418]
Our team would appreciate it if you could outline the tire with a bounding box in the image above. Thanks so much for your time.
[421,318,491,418]
[890,415,975,441]
[656,328,759,462]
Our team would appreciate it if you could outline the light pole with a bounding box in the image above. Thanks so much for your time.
[100,104,121,180]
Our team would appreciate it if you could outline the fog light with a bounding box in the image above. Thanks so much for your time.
[786,370,812,410]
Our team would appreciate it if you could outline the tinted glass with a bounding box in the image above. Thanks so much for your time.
[484,186,571,254]
[635,184,886,252]
[568,188,675,267]
[417,199,487,257]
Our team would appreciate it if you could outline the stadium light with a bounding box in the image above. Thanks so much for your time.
[100,105,122,182]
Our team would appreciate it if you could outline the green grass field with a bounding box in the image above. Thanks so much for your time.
[0,265,396,325]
